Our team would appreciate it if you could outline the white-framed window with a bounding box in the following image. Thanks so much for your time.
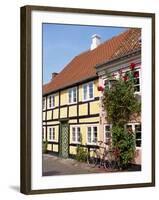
[87,126,98,144]
[48,95,55,108]
[125,123,141,148]
[103,68,141,93]
[42,98,46,110]
[48,127,55,141]
[133,69,140,93]
[104,124,112,144]
[83,81,94,101]
[134,124,141,147]
[103,79,112,89]
[72,127,81,143]
[68,87,77,104]
[42,127,46,141]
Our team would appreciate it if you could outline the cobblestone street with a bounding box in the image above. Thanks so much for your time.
[42,154,107,176]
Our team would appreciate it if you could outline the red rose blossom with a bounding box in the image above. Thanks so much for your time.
[124,76,128,81]
[134,71,139,78]
[97,85,104,92]
[130,63,136,70]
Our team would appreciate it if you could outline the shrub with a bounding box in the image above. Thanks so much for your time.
[76,145,88,162]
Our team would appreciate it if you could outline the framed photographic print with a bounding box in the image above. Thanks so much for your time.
[20,5,155,194]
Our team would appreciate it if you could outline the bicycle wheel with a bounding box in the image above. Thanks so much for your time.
[103,152,113,170]
[110,160,117,170]
[103,159,111,169]
[87,150,98,167]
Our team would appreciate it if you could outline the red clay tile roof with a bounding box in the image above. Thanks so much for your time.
[43,28,141,95]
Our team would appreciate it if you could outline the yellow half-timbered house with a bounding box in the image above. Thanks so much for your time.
[42,29,141,162]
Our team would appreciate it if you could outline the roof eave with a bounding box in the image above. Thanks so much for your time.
[43,75,98,96]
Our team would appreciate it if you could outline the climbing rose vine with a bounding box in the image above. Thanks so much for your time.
[102,63,141,168]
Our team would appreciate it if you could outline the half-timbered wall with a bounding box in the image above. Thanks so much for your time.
[42,78,101,157]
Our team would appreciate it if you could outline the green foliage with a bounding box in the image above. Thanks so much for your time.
[103,77,140,126]
[42,140,48,153]
[112,125,135,166]
[75,135,88,162]
[102,68,141,167]
[76,145,88,162]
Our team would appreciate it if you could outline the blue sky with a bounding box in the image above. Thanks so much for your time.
[43,24,127,84]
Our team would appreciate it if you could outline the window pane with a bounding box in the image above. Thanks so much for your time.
[87,127,91,143]
[53,128,55,140]
[134,86,140,92]
[49,128,51,140]
[134,71,139,77]
[93,127,97,143]
[83,85,87,100]
[136,140,141,147]
[105,125,110,131]
[106,131,111,138]
[135,124,141,131]
[136,132,141,139]
[135,124,141,147]
[104,80,109,86]
[68,90,72,103]
[73,88,77,102]
[77,127,81,142]
[93,133,97,143]
[49,96,51,107]
[135,78,140,85]
[52,96,55,107]
[72,127,76,142]
[42,128,45,139]
[134,71,140,92]
[89,82,93,98]
[126,125,133,131]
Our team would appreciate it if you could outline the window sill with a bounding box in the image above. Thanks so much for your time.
[82,97,94,102]
[68,102,77,105]
[136,146,141,149]
[71,142,81,145]
[87,143,98,146]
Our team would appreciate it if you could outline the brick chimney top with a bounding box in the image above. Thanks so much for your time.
[51,72,58,81]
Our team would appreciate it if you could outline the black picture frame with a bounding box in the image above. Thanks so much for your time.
[20,5,155,194]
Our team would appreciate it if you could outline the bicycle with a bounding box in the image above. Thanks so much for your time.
[87,141,119,170]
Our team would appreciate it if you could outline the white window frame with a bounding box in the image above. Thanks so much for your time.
[133,68,141,94]
[102,67,141,94]
[48,95,55,109]
[68,87,77,104]
[87,126,98,145]
[71,126,81,144]
[104,124,112,144]
[125,123,141,149]
[42,127,46,141]
[103,79,112,89]
[82,81,94,101]
[48,127,55,141]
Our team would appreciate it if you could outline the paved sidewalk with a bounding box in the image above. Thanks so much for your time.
[42,154,107,176]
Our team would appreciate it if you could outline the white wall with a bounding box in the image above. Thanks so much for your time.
[0,0,158,199]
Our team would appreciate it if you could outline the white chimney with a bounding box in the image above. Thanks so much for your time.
[90,34,101,50]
